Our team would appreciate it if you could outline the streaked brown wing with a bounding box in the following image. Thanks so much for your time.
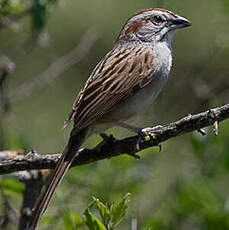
[64,45,155,130]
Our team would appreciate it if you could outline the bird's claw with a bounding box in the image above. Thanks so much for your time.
[136,126,163,152]
[100,133,117,144]
[100,133,140,159]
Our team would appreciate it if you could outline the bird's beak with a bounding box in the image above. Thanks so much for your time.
[169,14,191,30]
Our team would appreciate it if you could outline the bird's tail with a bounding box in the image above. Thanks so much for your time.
[28,127,88,230]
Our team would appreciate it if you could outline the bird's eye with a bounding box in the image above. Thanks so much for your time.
[152,15,164,24]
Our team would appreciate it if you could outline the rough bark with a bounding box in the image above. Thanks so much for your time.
[0,103,228,175]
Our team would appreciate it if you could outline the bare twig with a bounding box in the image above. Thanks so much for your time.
[8,28,99,104]
[0,103,229,175]
[0,55,15,112]
[17,170,49,230]
[0,56,15,149]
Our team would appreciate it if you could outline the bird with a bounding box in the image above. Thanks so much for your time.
[28,8,191,229]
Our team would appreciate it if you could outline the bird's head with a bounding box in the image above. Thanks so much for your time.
[117,8,191,44]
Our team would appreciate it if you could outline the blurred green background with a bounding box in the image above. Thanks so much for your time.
[1,0,229,229]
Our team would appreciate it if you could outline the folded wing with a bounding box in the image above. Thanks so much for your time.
[64,45,155,130]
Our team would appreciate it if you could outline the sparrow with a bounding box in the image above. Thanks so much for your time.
[29,8,191,229]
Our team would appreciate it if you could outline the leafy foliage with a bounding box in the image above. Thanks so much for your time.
[0,0,25,15]
[84,194,130,230]
[0,0,57,40]
[61,207,84,230]
[0,178,24,195]
[31,0,56,37]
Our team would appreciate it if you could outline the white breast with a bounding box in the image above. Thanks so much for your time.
[91,41,173,134]
[153,40,172,78]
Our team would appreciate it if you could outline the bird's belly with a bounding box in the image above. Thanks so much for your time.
[114,74,168,119]
[90,73,168,135]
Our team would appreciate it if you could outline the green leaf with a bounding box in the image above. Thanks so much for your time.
[92,196,110,226]
[40,214,56,225]
[109,193,131,228]
[61,207,84,230]
[0,178,24,195]
[0,0,25,15]
[84,207,106,230]
[145,216,165,230]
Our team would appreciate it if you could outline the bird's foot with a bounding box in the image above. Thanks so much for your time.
[100,133,117,145]
[100,133,140,159]
[136,125,163,152]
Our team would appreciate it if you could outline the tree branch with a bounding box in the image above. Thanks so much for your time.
[0,103,229,175]
[7,28,98,104]
[17,170,48,230]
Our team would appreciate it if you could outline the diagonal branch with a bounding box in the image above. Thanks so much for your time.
[0,103,229,175]
[8,28,98,104]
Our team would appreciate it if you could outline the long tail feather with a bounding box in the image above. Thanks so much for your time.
[28,127,88,230]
